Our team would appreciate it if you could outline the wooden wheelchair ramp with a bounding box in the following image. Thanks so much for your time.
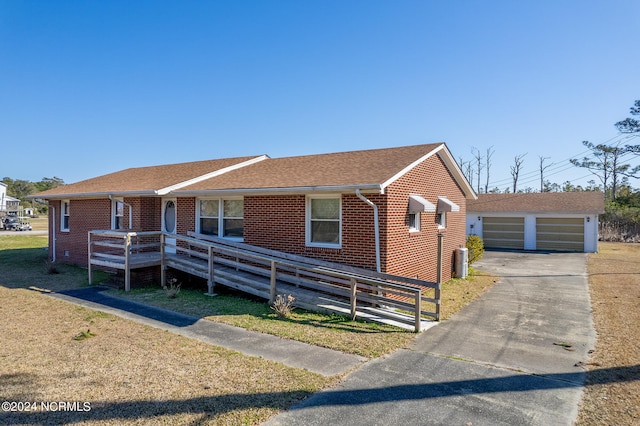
[88,230,441,331]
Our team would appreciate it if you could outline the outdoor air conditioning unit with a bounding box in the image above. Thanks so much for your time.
[455,247,468,279]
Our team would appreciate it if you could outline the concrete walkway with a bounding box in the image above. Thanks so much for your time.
[49,287,366,377]
[266,251,596,425]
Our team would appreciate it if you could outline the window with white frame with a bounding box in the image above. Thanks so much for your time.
[223,199,244,238]
[61,200,70,232]
[112,199,124,230]
[199,199,219,235]
[436,196,458,229]
[307,196,341,247]
[409,212,420,232]
[197,198,243,239]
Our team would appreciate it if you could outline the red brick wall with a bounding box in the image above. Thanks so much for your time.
[176,197,196,235]
[244,195,378,269]
[244,155,468,282]
[49,197,164,266]
[382,154,467,282]
[125,197,161,231]
[50,199,111,266]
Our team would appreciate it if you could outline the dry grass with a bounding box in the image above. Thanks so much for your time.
[29,216,48,231]
[576,242,640,425]
[0,286,337,425]
[0,234,498,424]
[116,287,416,358]
[113,270,498,358]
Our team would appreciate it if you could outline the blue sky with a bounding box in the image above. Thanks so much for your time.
[1,1,639,191]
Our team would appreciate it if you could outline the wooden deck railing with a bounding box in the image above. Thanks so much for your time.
[88,230,441,331]
[88,230,162,291]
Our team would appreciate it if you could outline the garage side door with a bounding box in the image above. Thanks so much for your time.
[536,218,584,251]
[482,217,525,250]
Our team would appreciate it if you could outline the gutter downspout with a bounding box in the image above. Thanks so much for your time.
[355,189,381,273]
[51,205,56,262]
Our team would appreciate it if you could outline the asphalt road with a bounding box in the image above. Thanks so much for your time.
[266,251,595,426]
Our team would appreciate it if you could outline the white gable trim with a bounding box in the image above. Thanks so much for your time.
[380,144,476,199]
[157,155,269,195]
[381,145,443,192]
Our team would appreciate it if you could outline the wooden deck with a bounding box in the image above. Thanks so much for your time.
[88,230,441,331]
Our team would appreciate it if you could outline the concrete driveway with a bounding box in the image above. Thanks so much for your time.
[266,251,595,425]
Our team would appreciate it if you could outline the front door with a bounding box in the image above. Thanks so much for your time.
[162,199,177,254]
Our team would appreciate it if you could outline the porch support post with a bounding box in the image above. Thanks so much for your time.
[124,234,131,292]
[435,233,444,321]
[414,288,422,332]
[87,231,93,285]
[269,260,277,304]
[160,233,166,288]
[206,246,216,296]
[350,278,357,321]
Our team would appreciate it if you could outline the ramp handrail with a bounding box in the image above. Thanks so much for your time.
[88,230,440,331]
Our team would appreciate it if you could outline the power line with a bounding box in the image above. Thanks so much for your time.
[483,133,640,188]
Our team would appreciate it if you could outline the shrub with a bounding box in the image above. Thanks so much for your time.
[44,259,59,275]
[466,235,484,265]
[271,294,295,318]
[162,278,181,299]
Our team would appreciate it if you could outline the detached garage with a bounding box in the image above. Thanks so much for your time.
[466,192,605,253]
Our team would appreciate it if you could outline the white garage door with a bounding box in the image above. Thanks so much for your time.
[482,217,525,250]
[536,218,584,251]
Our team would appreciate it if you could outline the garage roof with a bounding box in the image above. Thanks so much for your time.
[467,192,605,214]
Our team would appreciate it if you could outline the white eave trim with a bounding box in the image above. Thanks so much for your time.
[437,196,460,212]
[409,194,436,213]
[156,155,269,195]
[174,184,383,197]
[28,190,160,200]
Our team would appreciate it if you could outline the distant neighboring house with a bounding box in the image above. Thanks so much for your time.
[466,192,605,253]
[0,182,5,211]
[0,182,20,214]
[34,143,476,283]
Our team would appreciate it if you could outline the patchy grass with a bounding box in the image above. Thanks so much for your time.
[112,287,415,358]
[112,271,498,358]
[0,286,336,425]
[576,242,640,425]
[0,233,500,424]
[0,235,108,292]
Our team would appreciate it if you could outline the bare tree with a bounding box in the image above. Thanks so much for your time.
[472,147,483,194]
[539,156,551,192]
[484,146,494,194]
[510,153,527,193]
[465,161,474,190]
[458,157,473,189]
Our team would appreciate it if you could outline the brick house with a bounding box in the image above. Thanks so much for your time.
[35,143,476,283]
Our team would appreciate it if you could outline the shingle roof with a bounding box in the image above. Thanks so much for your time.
[34,143,475,199]
[34,156,264,198]
[467,192,605,214]
[176,143,446,193]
